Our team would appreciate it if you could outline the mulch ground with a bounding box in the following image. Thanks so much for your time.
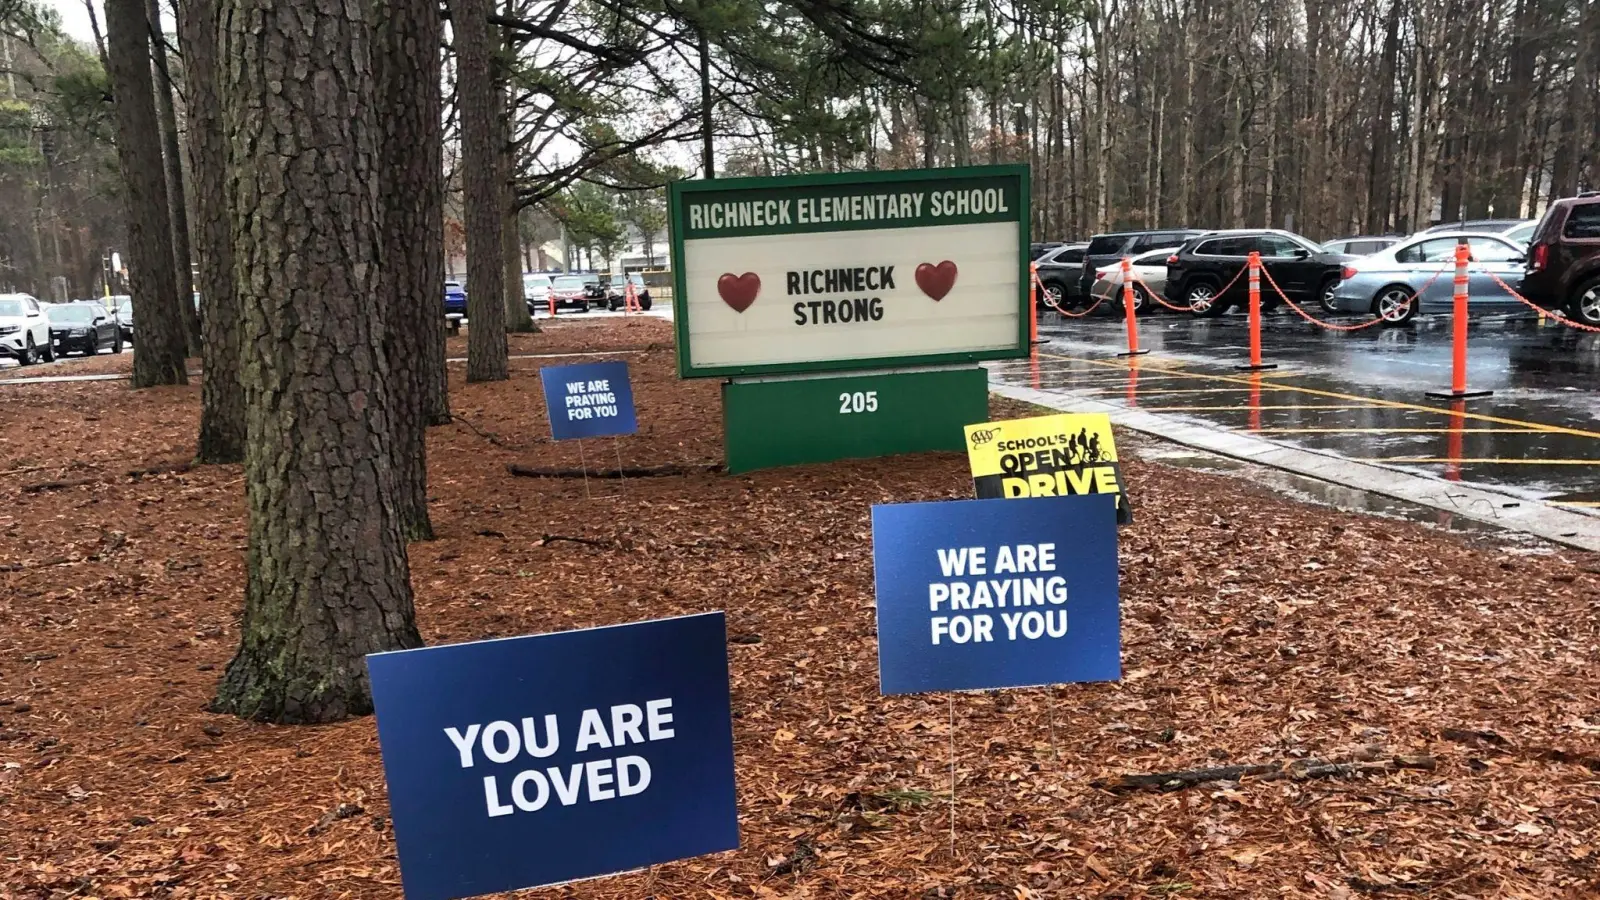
[2,316,1598,899]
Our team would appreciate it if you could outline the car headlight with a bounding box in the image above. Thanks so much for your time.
[0,325,18,335]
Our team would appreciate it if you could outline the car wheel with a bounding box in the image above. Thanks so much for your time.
[1318,278,1341,314]
[1185,280,1227,318]
[1371,284,1419,325]
[1569,276,1600,327]
[113,332,123,354]
[638,296,652,311]
[41,336,55,363]
[19,334,35,365]
[1040,281,1066,309]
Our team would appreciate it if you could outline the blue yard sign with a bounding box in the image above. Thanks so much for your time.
[539,360,639,440]
[366,612,738,900]
[872,494,1121,695]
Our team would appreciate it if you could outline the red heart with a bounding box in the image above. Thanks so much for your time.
[915,261,959,301]
[717,272,761,313]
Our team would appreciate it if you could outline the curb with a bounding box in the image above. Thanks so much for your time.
[988,381,1600,554]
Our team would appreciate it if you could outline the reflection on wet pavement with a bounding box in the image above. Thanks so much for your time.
[993,313,1600,511]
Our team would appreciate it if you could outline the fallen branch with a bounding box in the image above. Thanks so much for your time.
[538,534,617,549]
[451,414,514,448]
[21,460,193,494]
[1092,755,1437,793]
[507,463,720,479]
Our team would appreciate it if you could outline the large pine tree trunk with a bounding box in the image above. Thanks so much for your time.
[147,0,201,356]
[377,0,449,541]
[454,0,509,382]
[213,0,422,723]
[105,0,187,388]
[181,0,243,464]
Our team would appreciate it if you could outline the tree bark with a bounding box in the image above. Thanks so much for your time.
[213,0,422,723]
[147,0,201,356]
[376,0,450,541]
[104,0,187,388]
[454,0,509,382]
[180,0,243,464]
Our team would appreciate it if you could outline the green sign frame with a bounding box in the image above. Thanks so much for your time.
[667,165,1032,379]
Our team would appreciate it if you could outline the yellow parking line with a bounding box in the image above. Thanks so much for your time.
[1553,501,1600,507]
[1061,387,1297,396]
[1351,458,1600,465]
[1249,427,1542,434]
[1139,404,1384,412]
[1041,352,1600,441]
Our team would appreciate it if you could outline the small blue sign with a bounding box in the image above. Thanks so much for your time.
[873,494,1121,695]
[539,360,638,440]
[367,612,738,900]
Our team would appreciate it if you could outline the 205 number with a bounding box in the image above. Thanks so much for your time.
[839,390,879,414]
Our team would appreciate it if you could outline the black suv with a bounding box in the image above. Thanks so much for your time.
[1079,229,1205,298]
[1034,242,1088,309]
[1521,192,1600,326]
[1166,229,1352,317]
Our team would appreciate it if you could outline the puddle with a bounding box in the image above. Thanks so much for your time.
[1130,442,1508,537]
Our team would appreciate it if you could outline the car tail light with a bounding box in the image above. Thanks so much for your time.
[1166,254,1179,265]
[1340,266,1357,280]
[1530,243,1547,271]
[1094,267,1111,280]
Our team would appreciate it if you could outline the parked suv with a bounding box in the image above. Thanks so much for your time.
[0,293,53,365]
[1079,230,1205,298]
[1034,242,1088,309]
[1521,192,1600,326]
[1166,229,1353,317]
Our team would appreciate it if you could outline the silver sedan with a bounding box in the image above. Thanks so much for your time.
[1326,232,1528,325]
[1088,249,1173,314]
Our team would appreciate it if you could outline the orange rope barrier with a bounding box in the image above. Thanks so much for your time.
[1033,273,1106,318]
[1259,266,1446,332]
[1479,268,1600,333]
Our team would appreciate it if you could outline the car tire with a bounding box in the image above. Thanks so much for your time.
[1371,284,1419,326]
[113,332,123,353]
[1568,276,1600,327]
[1184,280,1227,318]
[1039,280,1067,310]
[19,334,36,365]
[638,296,652,311]
[41,337,55,362]
[1318,277,1342,314]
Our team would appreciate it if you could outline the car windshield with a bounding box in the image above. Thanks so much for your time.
[0,298,24,316]
[47,304,95,323]
[524,275,551,288]
[627,274,645,286]
[118,300,132,316]
[553,276,585,290]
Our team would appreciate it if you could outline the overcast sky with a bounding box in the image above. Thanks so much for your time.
[48,0,97,43]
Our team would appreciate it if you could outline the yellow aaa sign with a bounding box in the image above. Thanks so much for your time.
[964,412,1132,524]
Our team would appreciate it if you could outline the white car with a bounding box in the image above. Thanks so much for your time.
[1088,249,1173,313]
[0,293,54,365]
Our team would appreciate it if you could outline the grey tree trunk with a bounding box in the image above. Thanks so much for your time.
[454,0,508,381]
[499,74,535,333]
[104,0,187,387]
[377,0,450,541]
[212,0,422,723]
[146,0,201,356]
[180,0,243,463]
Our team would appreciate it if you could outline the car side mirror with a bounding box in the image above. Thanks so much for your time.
[1509,254,1525,264]
[1289,248,1310,259]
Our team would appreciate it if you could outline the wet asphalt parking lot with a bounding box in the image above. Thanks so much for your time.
[996,308,1600,513]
